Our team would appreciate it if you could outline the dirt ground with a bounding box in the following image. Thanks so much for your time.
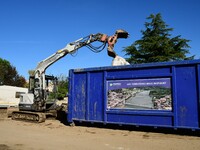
[0,113,200,150]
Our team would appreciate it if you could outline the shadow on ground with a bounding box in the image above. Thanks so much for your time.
[55,111,200,137]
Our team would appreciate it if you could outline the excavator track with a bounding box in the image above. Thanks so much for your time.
[11,111,46,123]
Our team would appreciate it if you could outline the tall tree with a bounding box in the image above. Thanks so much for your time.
[123,13,194,64]
[0,58,26,87]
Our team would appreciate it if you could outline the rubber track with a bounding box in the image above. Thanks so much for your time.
[12,111,46,123]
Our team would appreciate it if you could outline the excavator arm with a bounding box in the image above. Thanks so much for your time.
[35,30,128,79]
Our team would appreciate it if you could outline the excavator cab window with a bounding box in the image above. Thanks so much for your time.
[29,76,35,93]
[45,75,58,101]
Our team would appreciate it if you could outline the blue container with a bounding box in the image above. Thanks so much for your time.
[68,59,200,130]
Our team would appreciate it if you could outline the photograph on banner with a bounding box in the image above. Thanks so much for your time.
[107,78,172,110]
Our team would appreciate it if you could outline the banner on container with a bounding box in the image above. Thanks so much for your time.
[107,78,172,110]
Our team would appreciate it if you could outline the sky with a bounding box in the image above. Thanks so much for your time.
[0,0,200,79]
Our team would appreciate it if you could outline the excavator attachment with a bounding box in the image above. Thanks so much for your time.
[115,29,129,39]
[107,29,129,58]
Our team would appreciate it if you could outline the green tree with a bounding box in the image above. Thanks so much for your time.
[123,13,194,64]
[0,58,26,87]
[48,75,68,100]
[57,75,69,100]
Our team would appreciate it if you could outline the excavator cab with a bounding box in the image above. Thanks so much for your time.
[28,75,57,97]
[19,75,58,111]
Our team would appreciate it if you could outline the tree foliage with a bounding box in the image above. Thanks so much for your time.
[123,13,194,64]
[48,75,69,100]
[0,58,26,87]
[56,75,69,100]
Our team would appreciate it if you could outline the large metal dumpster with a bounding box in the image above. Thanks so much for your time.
[68,59,200,130]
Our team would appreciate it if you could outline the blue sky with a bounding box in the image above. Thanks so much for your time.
[0,0,200,79]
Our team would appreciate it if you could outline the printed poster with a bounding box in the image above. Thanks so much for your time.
[107,78,172,110]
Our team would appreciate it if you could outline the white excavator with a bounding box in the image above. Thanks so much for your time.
[11,29,129,122]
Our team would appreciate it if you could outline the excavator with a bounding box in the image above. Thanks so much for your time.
[11,29,129,123]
